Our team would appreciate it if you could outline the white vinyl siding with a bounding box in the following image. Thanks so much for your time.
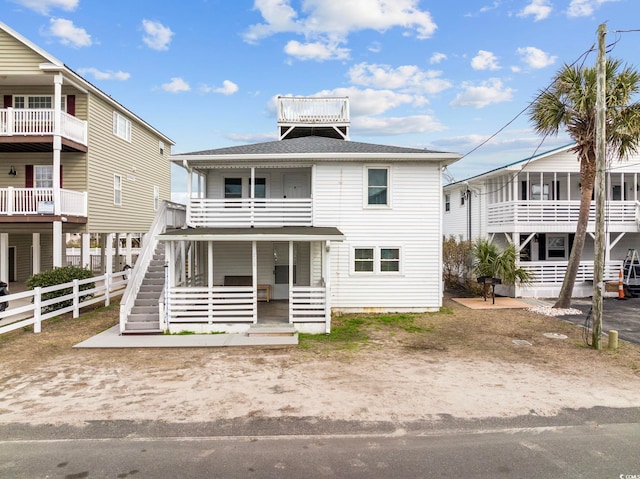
[314,160,443,311]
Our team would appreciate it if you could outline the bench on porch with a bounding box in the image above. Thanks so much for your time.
[224,276,271,302]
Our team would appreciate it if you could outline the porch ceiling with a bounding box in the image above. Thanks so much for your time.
[158,226,345,242]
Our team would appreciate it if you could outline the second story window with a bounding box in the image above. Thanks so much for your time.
[366,167,389,206]
[114,174,122,205]
[445,194,451,212]
[113,112,131,142]
[34,165,53,188]
[13,95,67,111]
[224,178,243,199]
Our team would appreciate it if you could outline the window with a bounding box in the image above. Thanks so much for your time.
[114,174,122,205]
[445,194,450,212]
[153,186,160,211]
[224,178,243,199]
[249,177,267,199]
[367,167,389,206]
[113,112,131,142]
[353,247,401,274]
[159,141,165,155]
[460,190,466,206]
[531,183,550,200]
[34,165,53,188]
[14,95,66,111]
[380,248,400,272]
[354,248,374,272]
[547,234,567,259]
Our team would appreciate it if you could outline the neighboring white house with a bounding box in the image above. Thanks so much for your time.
[120,97,460,334]
[443,144,640,298]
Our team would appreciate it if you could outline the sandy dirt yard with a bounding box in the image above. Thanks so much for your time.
[0,295,639,426]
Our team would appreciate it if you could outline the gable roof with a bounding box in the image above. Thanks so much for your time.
[172,135,461,165]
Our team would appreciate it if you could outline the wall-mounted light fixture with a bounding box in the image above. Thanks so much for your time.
[8,166,16,176]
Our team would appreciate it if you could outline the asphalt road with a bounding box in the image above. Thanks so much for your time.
[557,296,640,345]
[1,409,639,479]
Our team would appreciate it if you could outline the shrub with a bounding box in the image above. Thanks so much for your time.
[442,235,473,289]
[26,266,95,313]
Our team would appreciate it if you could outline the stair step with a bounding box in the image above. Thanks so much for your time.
[140,284,163,293]
[246,325,296,337]
[122,329,163,335]
[131,306,159,315]
[134,298,158,307]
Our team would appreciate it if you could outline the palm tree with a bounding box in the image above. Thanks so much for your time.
[472,238,532,297]
[529,58,640,309]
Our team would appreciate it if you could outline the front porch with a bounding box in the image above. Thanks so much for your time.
[158,227,344,334]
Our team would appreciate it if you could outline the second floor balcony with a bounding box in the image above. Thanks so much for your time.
[0,108,88,149]
[487,200,640,232]
[188,197,313,228]
[0,187,88,219]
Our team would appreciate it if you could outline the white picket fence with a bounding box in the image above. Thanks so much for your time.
[0,270,128,335]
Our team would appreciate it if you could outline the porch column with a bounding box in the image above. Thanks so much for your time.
[125,234,133,267]
[166,241,175,287]
[32,233,41,275]
[114,233,121,270]
[289,240,294,323]
[0,233,8,283]
[324,240,332,334]
[52,221,63,268]
[180,241,186,285]
[81,233,90,270]
[207,241,213,288]
[53,74,62,216]
[104,233,114,275]
[252,240,257,324]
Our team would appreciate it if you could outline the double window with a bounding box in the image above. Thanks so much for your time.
[353,247,401,274]
[13,95,67,111]
[366,167,389,206]
[224,177,267,199]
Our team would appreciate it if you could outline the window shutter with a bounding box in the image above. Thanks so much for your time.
[538,234,546,260]
[3,95,11,108]
[67,95,75,116]
[25,165,34,188]
[60,165,63,188]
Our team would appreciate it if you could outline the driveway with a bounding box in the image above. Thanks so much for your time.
[547,296,640,345]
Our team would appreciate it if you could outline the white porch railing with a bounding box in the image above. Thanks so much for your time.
[290,286,327,323]
[166,287,256,325]
[188,198,313,227]
[0,187,88,216]
[0,108,88,145]
[488,200,639,227]
[278,96,349,124]
[119,201,187,333]
[520,260,623,283]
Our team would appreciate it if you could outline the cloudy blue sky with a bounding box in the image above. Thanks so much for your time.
[2,0,638,193]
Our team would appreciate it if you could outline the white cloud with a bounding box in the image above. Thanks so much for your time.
[471,50,500,71]
[161,77,190,93]
[518,0,552,21]
[567,0,617,17]
[284,40,350,61]
[450,78,514,108]
[11,0,77,15]
[45,18,91,47]
[352,114,446,136]
[348,62,452,94]
[142,20,173,51]
[201,80,239,95]
[77,67,130,81]
[244,0,437,47]
[430,52,447,64]
[517,46,557,69]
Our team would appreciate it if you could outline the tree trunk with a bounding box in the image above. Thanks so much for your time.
[553,157,596,309]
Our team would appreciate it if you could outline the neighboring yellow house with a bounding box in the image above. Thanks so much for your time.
[0,21,173,284]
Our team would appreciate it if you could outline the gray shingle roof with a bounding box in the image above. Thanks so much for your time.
[175,135,445,156]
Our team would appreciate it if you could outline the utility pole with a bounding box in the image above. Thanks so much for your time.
[593,23,607,350]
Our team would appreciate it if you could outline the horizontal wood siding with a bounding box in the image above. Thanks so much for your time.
[86,94,171,233]
[0,29,49,75]
[314,161,443,311]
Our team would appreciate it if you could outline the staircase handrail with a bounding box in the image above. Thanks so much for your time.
[119,200,186,333]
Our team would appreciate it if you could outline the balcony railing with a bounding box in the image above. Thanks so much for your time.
[0,108,88,146]
[520,260,623,283]
[188,198,313,228]
[278,97,349,124]
[488,200,640,227]
[0,187,87,217]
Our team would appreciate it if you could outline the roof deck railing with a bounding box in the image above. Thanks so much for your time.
[277,96,349,125]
